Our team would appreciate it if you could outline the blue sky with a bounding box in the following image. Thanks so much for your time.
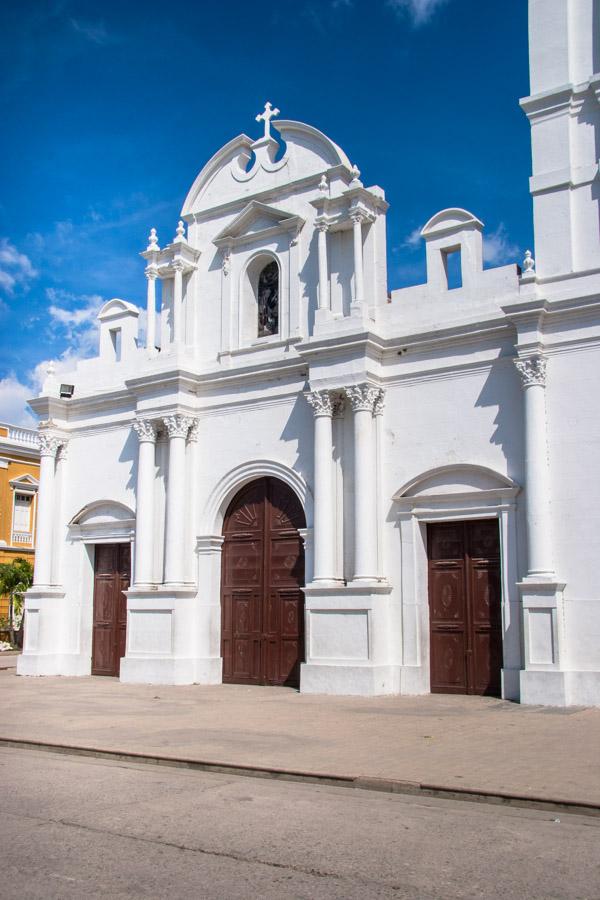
[0,0,531,426]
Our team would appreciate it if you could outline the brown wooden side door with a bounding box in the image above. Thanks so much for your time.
[263,479,305,687]
[91,543,130,677]
[221,478,305,687]
[427,520,502,696]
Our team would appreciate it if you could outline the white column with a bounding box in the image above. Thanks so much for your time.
[306,390,336,582]
[172,261,184,345]
[163,414,192,584]
[132,419,157,586]
[317,223,330,311]
[145,269,157,351]
[34,434,62,586]
[351,213,365,304]
[515,355,554,577]
[186,418,200,583]
[373,389,385,578]
[51,442,68,585]
[346,384,379,581]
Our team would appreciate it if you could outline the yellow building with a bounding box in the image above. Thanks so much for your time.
[0,422,39,618]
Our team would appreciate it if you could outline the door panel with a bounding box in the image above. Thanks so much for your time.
[91,543,130,677]
[428,521,502,696]
[221,478,305,686]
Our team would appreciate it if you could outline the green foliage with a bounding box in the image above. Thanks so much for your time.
[0,558,34,615]
[0,558,34,644]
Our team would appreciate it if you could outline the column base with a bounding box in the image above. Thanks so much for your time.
[123,586,222,685]
[302,580,393,696]
[520,670,600,707]
[119,656,222,686]
[17,652,90,678]
[314,307,333,326]
[518,576,565,670]
[300,663,399,696]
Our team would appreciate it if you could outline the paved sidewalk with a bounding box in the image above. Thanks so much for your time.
[1,664,599,806]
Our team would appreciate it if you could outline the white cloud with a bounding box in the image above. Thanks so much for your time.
[45,288,103,359]
[69,18,112,45]
[483,223,519,266]
[402,226,423,249]
[387,0,450,27]
[0,238,38,294]
[0,375,38,428]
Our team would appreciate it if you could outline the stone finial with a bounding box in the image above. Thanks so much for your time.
[174,220,186,243]
[522,249,535,275]
[350,164,361,185]
[255,101,280,139]
[147,228,159,252]
[318,174,328,193]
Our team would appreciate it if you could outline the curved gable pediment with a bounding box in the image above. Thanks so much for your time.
[69,499,135,527]
[393,465,518,501]
[181,120,352,218]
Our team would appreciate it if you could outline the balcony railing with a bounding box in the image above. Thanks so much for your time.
[0,423,39,449]
[11,531,33,546]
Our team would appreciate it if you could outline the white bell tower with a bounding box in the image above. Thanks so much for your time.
[521,0,600,278]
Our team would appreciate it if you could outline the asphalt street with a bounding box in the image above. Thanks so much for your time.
[1,747,598,899]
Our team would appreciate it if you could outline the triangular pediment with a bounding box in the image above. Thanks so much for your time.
[214,201,303,246]
[10,474,39,490]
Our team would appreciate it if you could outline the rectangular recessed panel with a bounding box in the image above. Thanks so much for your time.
[225,540,262,587]
[309,610,369,661]
[24,609,39,652]
[430,631,467,692]
[128,610,172,655]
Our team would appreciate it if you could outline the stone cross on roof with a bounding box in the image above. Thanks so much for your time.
[256,101,280,140]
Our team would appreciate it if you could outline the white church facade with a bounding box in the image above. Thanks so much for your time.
[19,0,600,706]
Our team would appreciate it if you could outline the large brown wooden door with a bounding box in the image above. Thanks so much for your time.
[427,520,502,697]
[91,543,130,677]
[221,477,305,687]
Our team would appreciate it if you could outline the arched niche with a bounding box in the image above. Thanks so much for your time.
[240,251,281,345]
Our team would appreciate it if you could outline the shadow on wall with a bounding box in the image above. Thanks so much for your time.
[475,355,524,481]
[280,391,313,486]
[120,427,140,494]
[299,228,320,336]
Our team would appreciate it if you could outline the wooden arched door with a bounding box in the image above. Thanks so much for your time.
[221,477,306,687]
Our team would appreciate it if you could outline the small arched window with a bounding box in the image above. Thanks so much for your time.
[257,260,279,337]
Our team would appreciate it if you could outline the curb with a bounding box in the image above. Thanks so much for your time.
[1,736,598,819]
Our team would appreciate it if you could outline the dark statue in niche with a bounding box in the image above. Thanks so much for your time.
[257,260,279,337]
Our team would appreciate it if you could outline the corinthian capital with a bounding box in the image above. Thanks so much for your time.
[163,414,193,439]
[187,417,201,443]
[306,390,333,417]
[373,388,386,417]
[345,383,380,413]
[133,419,158,443]
[38,433,63,458]
[514,355,547,388]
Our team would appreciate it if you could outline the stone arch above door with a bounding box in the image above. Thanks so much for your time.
[202,459,312,537]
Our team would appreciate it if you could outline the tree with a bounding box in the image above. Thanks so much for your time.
[0,558,33,646]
